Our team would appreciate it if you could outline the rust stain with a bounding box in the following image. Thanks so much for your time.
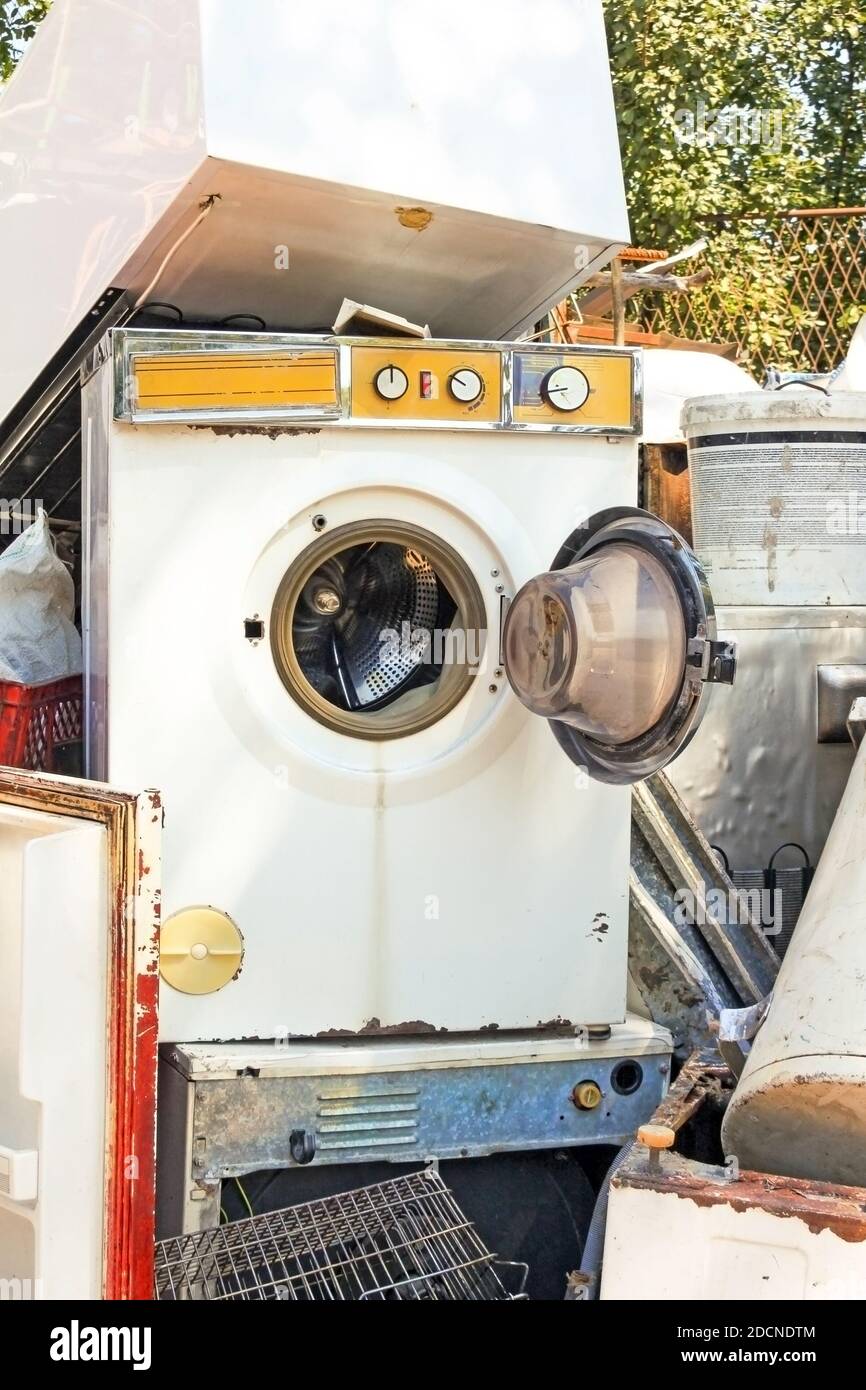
[762,521,778,593]
[395,205,433,231]
[620,1052,866,1245]
[620,1165,866,1244]
[361,1018,441,1035]
[200,424,323,439]
[316,1019,445,1038]
[639,963,669,992]
[588,911,610,942]
[314,1017,574,1037]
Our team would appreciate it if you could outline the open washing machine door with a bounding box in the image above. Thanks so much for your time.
[503,507,736,785]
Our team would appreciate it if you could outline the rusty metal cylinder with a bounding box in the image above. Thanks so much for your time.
[722,726,866,1185]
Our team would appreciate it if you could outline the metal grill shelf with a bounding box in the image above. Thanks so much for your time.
[154,1170,527,1301]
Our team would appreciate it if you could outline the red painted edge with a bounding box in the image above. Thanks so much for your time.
[103,812,160,1299]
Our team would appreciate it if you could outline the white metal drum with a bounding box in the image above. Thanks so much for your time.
[683,390,866,608]
[722,725,866,1187]
[669,389,866,874]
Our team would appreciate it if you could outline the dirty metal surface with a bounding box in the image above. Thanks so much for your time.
[616,1052,866,1244]
[619,1160,866,1245]
[630,772,778,1059]
[183,1052,671,1179]
[648,1049,729,1134]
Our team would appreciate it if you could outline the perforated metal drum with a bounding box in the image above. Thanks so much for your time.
[271,520,485,739]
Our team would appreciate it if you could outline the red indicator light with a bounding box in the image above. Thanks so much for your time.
[420,371,433,400]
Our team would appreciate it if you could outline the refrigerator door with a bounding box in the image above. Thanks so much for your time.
[0,772,160,1299]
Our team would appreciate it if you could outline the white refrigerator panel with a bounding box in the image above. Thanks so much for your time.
[0,807,107,1299]
[0,0,627,420]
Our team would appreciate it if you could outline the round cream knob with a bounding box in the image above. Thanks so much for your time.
[573,1080,603,1110]
[160,907,244,995]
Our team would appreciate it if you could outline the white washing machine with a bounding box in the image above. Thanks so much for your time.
[82,329,732,1050]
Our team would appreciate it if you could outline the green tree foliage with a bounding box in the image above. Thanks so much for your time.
[603,0,866,370]
[604,0,865,245]
[0,1,50,83]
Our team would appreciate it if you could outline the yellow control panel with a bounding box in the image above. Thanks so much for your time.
[116,331,638,433]
[512,350,634,429]
[350,346,501,423]
[132,349,339,414]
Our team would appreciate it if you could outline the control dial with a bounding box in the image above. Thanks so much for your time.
[374,364,409,401]
[448,368,484,404]
[541,365,590,412]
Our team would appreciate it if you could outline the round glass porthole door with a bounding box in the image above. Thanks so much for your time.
[271,520,486,739]
[502,507,736,784]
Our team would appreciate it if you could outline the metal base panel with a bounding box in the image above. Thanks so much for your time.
[157,1019,672,1227]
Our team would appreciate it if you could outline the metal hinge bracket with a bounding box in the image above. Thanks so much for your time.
[687,637,737,685]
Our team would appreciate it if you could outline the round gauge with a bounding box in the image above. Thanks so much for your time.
[374,364,409,401]
[541,366,590,413]
[448,368,484,404]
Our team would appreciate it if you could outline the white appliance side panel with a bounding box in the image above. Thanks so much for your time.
[602,1182,866,1301]
[99,420,637,1041]
[0,808,108,1300]
[668,607,866,866]
[0,0,206,422]
[200,0,629,242]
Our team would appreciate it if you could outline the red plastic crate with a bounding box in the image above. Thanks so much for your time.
[0,675,84,771]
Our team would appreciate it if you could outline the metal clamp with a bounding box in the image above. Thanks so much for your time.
[289,1129,317,1165]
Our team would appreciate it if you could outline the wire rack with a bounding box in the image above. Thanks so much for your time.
[154,1169,528,1301]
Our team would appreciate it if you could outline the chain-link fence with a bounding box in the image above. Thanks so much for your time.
[631,208,866,377]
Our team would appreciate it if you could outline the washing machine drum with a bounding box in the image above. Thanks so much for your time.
[271,520,485,739]
[294,540,455,708]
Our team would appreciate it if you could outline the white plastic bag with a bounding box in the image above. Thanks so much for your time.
[0,510,82,684]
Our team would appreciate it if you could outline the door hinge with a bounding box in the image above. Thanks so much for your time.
[687,637,737,685]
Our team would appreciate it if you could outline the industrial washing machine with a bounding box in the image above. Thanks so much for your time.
[76,326,735,1239]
